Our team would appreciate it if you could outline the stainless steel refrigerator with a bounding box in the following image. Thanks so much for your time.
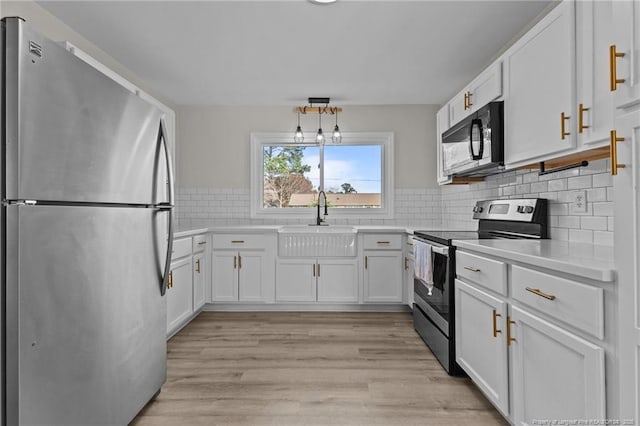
[1,17,174,425]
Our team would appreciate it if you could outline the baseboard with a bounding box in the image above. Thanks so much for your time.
[201,303,412,312]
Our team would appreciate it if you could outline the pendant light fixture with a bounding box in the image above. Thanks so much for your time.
[293,97,343,145]
[294,111,304,143]
[332,108,342,143]
[316,109,325,144]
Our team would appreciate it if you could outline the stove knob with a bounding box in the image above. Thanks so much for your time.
[473,206,483,213]
[517,205,525,213]
[525,206,534,214]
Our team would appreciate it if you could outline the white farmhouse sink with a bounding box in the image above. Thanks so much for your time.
[278,225,357,257]
[278,225,357,234]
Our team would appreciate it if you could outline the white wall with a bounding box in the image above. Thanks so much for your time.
[176,105,438,189]
[1,0,173,107]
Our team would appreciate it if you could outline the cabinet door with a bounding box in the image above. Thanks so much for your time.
[510,306,605,424]
[436,105,452,185]
[576,0,615,148]
[468,62,502,114]
[276,259,317,302]
[167,257,193,334]
[238,251,265,302]
[504,1,576,166]
[612,1,640,109]
[613,109,640,421]
[317,259,358,303]
[211,251,238,301]
[363,251,403,302]
[455,279,509,417]
[193,253,206,310]
[448,87,470,128]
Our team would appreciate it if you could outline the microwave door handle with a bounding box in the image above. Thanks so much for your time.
[469,118,484,160]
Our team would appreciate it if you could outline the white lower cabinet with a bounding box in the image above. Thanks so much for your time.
[455,279,509,417]
[363,251,403,302]
[455,249,609,424]
[510,306,605,425]
[167,257,193,334]
[276,258,358,303]
[211,250,266,302]
[192,252,206,310]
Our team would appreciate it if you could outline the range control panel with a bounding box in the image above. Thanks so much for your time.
[472,198,545,222]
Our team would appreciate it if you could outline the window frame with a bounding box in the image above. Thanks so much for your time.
[250,132,394,219]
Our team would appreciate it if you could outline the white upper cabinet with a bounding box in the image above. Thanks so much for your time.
[449,62,503,127]
[612,1,640,110]
[576,0,615,148]
[504,1,576,166]
[436,105,452,185]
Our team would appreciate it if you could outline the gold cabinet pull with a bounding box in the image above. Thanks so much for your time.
[312,263,316,277]
[507,316,516,346]
[609,44,626,91]
[233,255,237,269]
[238,254,242,269]
[168,271,173,289]
[610,130,626,175]
[561,112,570,140]
[578,104,590,133]
[365,256,368,269]
[198,241,207,245]
[463,92,469,110]
[317,263,320,277]
[525,287,556,301]
[463,266,480,272]
[404,257,409,270]
[196,259,201,273]
[492,310,502,338]
[231,240,245,244]
[466,91,473,110]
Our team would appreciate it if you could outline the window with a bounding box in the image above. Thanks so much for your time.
[251,132,394,219]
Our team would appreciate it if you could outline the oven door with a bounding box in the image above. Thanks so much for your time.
[413,240,451,336]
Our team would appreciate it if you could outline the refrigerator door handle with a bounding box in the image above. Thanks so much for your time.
[157,118,175,296]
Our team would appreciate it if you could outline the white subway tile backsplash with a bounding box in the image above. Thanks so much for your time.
[177,160,614,246]
[567,175,592,190]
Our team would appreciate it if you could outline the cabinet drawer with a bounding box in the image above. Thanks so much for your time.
[511,265,604,339]
[193,234,208,253]
[363,234,402,250]
[172,237,192,260]
[456,251,507,296]
[212,233,266,250]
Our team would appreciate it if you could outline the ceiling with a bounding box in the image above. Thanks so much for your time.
[35,0,553,106]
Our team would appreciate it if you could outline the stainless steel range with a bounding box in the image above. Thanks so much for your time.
[412,198,548,375]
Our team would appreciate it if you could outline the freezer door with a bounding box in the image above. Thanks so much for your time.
[3,18,168,204]
[4,205,169,425]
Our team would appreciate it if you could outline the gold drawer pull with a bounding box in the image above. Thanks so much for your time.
[463,266,481,273]
[198,241,207,245]
[492,310,502,338]
[231,240,245,244]
[609,44,625,91]
[507,316,516,346]
[578,103,590,133]
[561,112,570,140]
[610,130,625,176]
[376,241,390,244]
[525,287,556,301]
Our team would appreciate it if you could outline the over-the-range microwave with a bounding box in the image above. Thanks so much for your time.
[441,101,504,177]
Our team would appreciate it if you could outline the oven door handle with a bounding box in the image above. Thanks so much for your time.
[431,246,449,256]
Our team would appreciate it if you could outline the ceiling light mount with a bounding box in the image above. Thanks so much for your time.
[293,97,343,144]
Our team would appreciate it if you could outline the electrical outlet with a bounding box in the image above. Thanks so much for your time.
[571,190,587,213]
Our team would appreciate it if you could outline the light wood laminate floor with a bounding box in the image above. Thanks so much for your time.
[131,312,507,425]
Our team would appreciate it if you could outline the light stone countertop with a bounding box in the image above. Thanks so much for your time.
[453,239,616,282]
[172,224,457,239]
